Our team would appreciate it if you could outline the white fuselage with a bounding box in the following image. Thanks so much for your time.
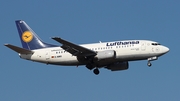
[20,40,169,67]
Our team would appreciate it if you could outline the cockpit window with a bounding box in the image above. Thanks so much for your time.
[151,43,161,45]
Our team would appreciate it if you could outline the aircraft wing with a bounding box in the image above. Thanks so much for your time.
[52,37,97,57]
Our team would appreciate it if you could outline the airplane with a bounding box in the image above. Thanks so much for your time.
[4,20,169,75]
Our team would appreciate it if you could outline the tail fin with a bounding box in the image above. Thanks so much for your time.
[15,20,57,50]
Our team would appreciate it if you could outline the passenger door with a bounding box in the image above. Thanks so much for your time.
[141,42,146,51]
[45,51,50,61]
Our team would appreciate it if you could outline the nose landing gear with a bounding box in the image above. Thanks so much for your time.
[147,61,152,67]
[147,56,158,67]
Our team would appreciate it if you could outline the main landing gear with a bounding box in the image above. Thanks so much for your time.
[86,64,100,75]
[93,68,100,75]
[147,56,158,67]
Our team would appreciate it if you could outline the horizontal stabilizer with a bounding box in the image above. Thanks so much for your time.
[4,44,34,54]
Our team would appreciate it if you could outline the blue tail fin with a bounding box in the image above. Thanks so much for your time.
[16,20,57,50]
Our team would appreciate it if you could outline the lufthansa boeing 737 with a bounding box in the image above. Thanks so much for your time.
[4,20,169,75]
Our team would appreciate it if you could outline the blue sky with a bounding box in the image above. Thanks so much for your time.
[0,0,179,101]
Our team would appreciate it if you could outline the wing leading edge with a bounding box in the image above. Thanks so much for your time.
[52,37,97,57]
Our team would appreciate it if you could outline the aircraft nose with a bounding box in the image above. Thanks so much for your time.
[162,46,170,53]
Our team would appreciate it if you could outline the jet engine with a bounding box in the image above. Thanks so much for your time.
[105,62,129,71]
[94,50,116,60]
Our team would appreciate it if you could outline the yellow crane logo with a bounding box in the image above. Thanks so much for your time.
[22,31,33,42]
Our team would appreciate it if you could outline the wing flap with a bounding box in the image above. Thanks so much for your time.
[4,44,34,54]
[52,37,97,56]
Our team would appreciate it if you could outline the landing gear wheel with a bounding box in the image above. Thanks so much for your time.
[93,69,100,75]
[147,62,152,67]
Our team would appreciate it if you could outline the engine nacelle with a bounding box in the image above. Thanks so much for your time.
[105,62,129,71]
[95,50,116,60]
